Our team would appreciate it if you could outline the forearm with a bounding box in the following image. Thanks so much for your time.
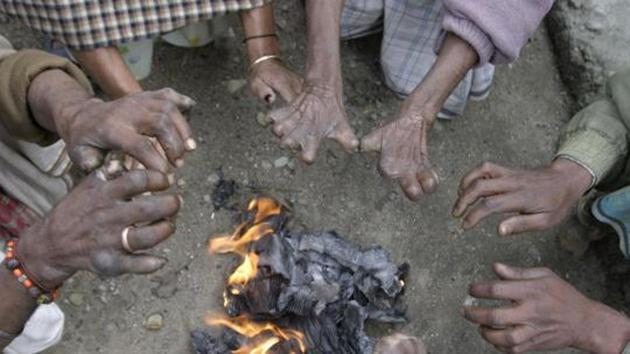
[239,4,281,66]
[404,33,478,121]
[304,0,345,88]
[0,266,37,350]
[27,69,95,136]
[72,47,142,99]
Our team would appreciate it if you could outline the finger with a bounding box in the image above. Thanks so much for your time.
[118,193,181,224]
[399,175,424,202]
[301,135,322,164]
[69,145,105,172]
[498,213,554,236]
[127,221,175,251]
[269,104,298,125]
[493,263,552,281]
[119,254,167,274]
[480,326,537,349]
[360,127,384,152]
[462,307,521,327]
[121,134,170,173]
[143,95,195,151]
[104,170,170,199]
[453,178,514,218]
[151,115,186,165]
[272,113,299,137]
[458,162,511,196]
[250,79,277,104]
[329,120,359,152]
[417,169,439,194]
[461,194,526,229]
[468,280,528,301]
[149,87,196,112]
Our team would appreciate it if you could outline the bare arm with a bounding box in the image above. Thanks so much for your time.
[0,264,36,350]
[268,0,358,162]
[71,47,142,99]
[361,33,478,200]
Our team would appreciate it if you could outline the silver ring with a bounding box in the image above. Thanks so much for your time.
[121,227,134,253]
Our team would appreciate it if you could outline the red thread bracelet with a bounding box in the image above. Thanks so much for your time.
[3,239,59,304]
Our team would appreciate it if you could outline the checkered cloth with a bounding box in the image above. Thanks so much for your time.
[0,188,39,239]
[341,0,495,118]
[0,0,271,50]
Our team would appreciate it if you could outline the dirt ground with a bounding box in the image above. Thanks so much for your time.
[0,4,623,354]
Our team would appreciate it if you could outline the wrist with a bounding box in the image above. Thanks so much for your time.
[577,301,630,354]
[550,158,593,198]
[245,36,281,66]
[16,224,69,290]
[53,97,103,141]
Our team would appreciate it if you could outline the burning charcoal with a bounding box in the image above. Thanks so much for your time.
[211,168,238,210]
[190,330,230,354]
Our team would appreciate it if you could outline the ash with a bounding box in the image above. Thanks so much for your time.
[193,211,408,354]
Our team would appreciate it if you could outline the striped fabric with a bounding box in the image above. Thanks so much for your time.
[0,0,271,50]
[340,0,495,118]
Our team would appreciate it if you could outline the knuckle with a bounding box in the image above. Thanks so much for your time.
[129,170,149,191]
[488,283,502,297]
[480,161,495,171]
[160,101,177,114]
[488,311,503,326]
[505,332,521,346]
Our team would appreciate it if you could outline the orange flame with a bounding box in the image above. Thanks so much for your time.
[208,198,306,354]
[206,315,306,354]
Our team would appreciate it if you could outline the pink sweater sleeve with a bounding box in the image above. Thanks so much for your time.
[441,0,554,65]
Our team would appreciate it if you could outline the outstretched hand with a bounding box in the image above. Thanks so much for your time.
[463,263,630,354]
[269,81,358,163]
[55,88,197,173]
[361,107,439,201]
[452,159,593,236]
[16,169,181,289]
[248,59,303,104]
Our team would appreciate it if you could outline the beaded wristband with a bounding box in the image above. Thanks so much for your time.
[3,239,59,304]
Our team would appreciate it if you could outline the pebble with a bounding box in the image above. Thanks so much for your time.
[207,173,220,185]
[203,194,211,203]
[144,313,164,331]
[261,161,272,170]
[68,292,84,307]
[256,112,272,127]
[274,156,289,168]
[224,79,247,94]
[177,178,186,187]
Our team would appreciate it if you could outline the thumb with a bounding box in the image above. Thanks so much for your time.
[249,79,277,104]
[360,127,385,152]
[330,120,359,152]
[69,145,104,172]
[493,263,551,280]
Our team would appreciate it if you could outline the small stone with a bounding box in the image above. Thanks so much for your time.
[261,161,272,170]
[144,313,164,331]
[177,178,186,187]
[203,194,211,202]
[68,292,84,307]
[387,191,398,201]
[224,79,247,94]
[256,112,272,127]
[206,173,220,185]
[287,158,296,171]
[274,156,289,168]
[585,20,604,34]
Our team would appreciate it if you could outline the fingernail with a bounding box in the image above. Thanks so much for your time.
[167,173,176,185]
[185,138,197,151]
[178,195,184,206]
[498,224,510,236]
[175,158,185,168]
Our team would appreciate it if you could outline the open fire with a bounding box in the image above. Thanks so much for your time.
[193,198,408,354]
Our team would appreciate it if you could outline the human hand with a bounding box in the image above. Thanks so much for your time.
[361,104,439,201]
[248,59,303,104]
[463,263,630,354]
[373,334,426,354]
[54,88,196,173]
[269,81,358,163]
[16,169,181,289]
[452,159,593,236]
